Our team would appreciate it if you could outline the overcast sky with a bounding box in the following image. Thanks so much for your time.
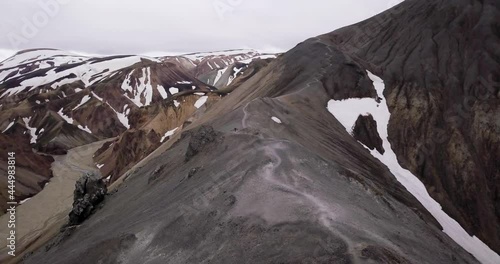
[0,0,403,59]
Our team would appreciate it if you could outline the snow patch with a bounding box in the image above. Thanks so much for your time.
[169,87,179,95]
[214,69,225,84]
[271,116,282,124]
[20,197,31,205]
[78,125,92,134]
[228,66,244,85]
[106,103,130,129]
[22,117,38,144]
[73,95,91,110]
[194,96,208,109]
[123,67,153,107]
[57,108,74,124]
[160,127,179,143]
[157,85,168,99]
[91,91,103,102]
[2,121,14,133]
[121,70,135,93]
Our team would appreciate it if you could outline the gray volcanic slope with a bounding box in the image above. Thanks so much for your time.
[23,0,495,263]
[25,113,477,264]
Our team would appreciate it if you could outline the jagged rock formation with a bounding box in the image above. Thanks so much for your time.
[352,114,385,154]
[68,172,107,226]
[184,125,220,162]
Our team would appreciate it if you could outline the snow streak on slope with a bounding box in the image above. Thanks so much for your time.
[73,95,91,110]
[2,121,14,133]
[91,91,103,102]
[78,125,92,134]
[57,108,74,124]
[227,66,244,85]
[160,127,179,143]
[157,85,168,99]
[327,71,500,264]
[213,69,224,84]
[239,54,277,64]
[169,87,179,95]
[194,96,208,109]
[107,103,130,129]
[22,117,38,144]
[122,67,154,107]
[271,116,282,124]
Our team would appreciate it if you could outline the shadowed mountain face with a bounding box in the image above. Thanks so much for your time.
[0,130,54,213]
[322,0,500,252]
[5,0,500,263]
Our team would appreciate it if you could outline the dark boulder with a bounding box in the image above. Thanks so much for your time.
[185,125,219,162]
[352,114,385,154]
[68,172,107,226]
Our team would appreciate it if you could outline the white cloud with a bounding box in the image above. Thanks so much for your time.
[0,0,403,55]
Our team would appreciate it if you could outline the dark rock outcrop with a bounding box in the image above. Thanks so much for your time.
[68,172,107,226]
[185,125,219,162]
[352,114,385,154]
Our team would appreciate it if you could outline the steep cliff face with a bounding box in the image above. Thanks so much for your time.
[321,0,500,252]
